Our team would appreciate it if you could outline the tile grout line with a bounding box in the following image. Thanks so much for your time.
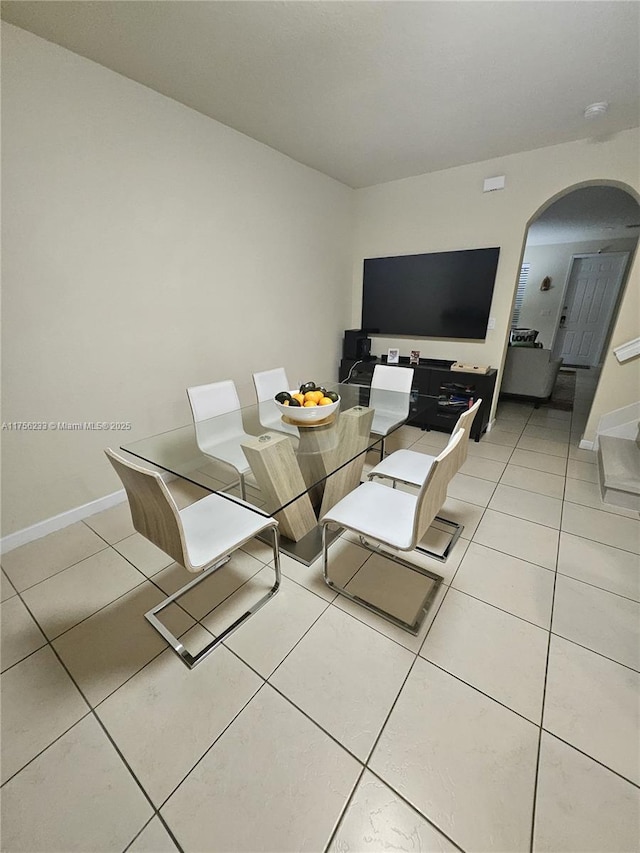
[150,679,269,816]
[0,708,94,789]
[408,406,640,823]
[2,541,111,596]
[223,584,335,682]
[548,629,640,675]
[362,765,468,853]
[122,815,165,853]
[554,568,640,605]
[554,526,640,557]
[526,399,570,853]
[538,728,640,792]
[321,765,370,853]
[348,585,464,849]
[141,592,344,817]
[484,398,579,850]
[5,529,311,848]
[9,386,636,850]
[440,584,552,632]
[415,657,544,729]
[85,554,279,707]
[6,531,375,843]
[0,587,187,853]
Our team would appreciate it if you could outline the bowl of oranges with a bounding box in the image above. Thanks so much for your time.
[274,382,340,424]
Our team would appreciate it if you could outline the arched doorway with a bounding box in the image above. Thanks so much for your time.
[511,183,639,444]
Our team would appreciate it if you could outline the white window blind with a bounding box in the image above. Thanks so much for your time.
[511,263,530,328]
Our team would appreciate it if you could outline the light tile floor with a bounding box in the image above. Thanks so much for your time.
[2,378,639,852]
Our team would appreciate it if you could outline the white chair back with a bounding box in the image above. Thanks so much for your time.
[253,367,290,402]
[451,398,482,439]
[413,429,464,545]
[187,380,245,447]
[448,397,482,467]
[252,367,299,437]
[369,365,414,420]
[187,379,241,420]
[105,448,188,568]
[371,364,414,392]
[369,387,411,418]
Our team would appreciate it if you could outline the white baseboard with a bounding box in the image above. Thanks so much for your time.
[579,438,595,451]
[0,489,127,555]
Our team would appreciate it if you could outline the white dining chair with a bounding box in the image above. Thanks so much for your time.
[368,398,482,490]
[320,429,464,634]
[252,367,299,437]
[369,364,414,458]
[105,448,280,668]
[187,380,252,500]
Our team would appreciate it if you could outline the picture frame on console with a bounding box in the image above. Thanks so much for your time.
[409,350,420,365]
[387,348,400,364]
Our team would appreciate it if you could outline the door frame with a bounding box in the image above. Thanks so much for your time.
[551,252,629,366]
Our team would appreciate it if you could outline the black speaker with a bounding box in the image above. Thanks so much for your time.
[343,329,371,360]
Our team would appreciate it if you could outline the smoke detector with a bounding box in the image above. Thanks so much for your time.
[583,102,609,119]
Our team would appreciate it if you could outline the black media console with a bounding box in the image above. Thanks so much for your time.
[338,357,497,442]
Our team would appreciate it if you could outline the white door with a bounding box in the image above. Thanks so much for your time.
[552,253,629,367]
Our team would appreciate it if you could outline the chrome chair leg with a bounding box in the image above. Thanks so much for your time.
[415,515,463,562]
[145,525,281,669]
[321,524,443,635]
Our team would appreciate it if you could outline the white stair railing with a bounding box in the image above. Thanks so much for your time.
[613,337,640,363]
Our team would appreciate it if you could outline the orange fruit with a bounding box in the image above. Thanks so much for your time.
[303,400,318,407]
[303,391,317,402]
[319,397,333,406]
[313,390,324,402]
[292,393,305,404]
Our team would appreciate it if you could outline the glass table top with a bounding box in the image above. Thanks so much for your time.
[121,381,435,519]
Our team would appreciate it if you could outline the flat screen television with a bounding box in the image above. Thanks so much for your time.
[361,247,500,340]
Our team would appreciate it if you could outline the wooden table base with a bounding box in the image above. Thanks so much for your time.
[241,406,375,543]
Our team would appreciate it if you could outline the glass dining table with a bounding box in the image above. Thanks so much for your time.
[122,381,437,564]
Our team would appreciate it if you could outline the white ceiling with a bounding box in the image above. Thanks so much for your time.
[527,186,640,246]
[2,1,639,190]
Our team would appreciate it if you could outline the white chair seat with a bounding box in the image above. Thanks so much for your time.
[370,410,407,437]
[368,400,483,489]
[180,493,271,569]
[369,448,435,487]
[323,480,417,550]
[197,436,251,475]
[105,448,280,668]
[368,366,414,458]
[257,401,299,438]
[320,429,465,635]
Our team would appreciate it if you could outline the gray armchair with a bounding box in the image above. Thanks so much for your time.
[500,347,562,405]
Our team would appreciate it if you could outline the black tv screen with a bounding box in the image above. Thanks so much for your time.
[361,247,500,340]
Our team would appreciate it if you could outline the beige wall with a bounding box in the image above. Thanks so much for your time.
[3,24,639,538]
[521,237,637,349]
[585,267,640,442]
[351,130,640,438]
[1,25,354,535]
